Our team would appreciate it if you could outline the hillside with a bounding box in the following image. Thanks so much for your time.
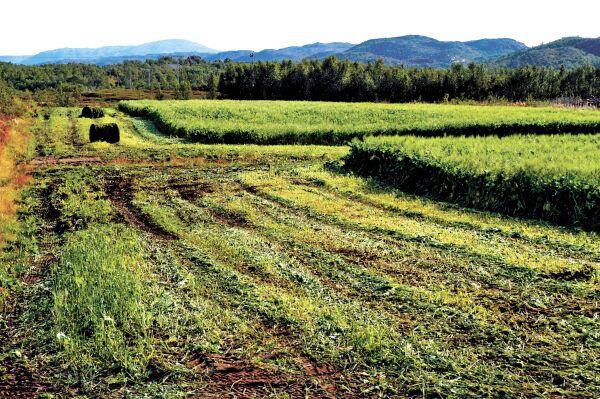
[492,37,600,68]
[11,40,218,65]
[204,42,355,62]
[8,36,600,68]
[338,35,527,67]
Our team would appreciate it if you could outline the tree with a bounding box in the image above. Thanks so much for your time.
[54,83,82,107]
[155,86,165,100]
[208,73,219,99]
[0,79,13,116]
[176,80,193,100]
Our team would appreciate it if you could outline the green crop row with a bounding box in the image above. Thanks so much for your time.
[119,100,600,145]
[344,134,600,231]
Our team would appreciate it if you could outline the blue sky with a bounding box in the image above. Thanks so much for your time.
[2,0,599,55]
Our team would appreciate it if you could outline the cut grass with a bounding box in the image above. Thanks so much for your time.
[120,100,600,145]
[3,106,600,398]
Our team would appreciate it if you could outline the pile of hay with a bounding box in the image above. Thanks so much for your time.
[81,106,105,119]
[90,123,120,143]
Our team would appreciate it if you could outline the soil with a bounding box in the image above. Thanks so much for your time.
[191,354,343,399]
[29,156,103,166]
[0,361,56,399]
[104,174,176,240]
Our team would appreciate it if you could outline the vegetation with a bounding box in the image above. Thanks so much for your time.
[493,37,600,68]
[1,100,599,398]
[217,58,600,102]
[344,134,600,230]
[339,35,526,67]
[2,56,600,104]
[120,99,600,145]
[0,98,32,312]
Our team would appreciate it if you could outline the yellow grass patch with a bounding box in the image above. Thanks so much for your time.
[0,118,31,250]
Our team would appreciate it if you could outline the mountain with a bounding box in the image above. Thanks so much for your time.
[492,37,600,68]
[204,42,355,63]
[5,40,218,65]
[0,56,31,63]
[0,41,353,66]
[463,39,528,59]
[337,35,527,67]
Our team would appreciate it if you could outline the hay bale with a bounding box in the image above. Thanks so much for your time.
[81,106,105,119]
[90,123,120,144]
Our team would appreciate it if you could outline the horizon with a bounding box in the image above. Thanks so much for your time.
[2,0,600,56]
[3,34,600,58]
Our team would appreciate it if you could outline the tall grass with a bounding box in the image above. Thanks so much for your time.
[52,224,153,378]
[344,134,600,230]
[120,100,600,145]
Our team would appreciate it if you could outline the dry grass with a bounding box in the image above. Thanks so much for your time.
[0,118,31,249]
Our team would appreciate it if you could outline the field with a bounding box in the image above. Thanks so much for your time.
[1,102,599,398]
[119,100,600,144]
[344,134,600,230]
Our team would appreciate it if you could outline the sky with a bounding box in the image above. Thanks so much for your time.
[2,0,600,55]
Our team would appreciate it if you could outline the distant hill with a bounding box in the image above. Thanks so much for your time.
[204,43,355,63]
[6,40,218,65]
[7,36,600,69]
[0,41,354,66]
[492,37,600,68]
[337,35,527,67]
[0,55,31,64]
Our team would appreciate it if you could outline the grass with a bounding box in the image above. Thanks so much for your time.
[1,104,599,398]
[344,134,600,230]
[52,224,153,379]
[0,118,33,306]
[29,106,348,162]
[120,100,600,145]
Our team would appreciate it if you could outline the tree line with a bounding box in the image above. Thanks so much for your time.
[218,58,600,102]
[2,56,600,103]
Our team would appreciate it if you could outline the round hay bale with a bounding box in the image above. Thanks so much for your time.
[81,106,105,119]
[89,123,120,144]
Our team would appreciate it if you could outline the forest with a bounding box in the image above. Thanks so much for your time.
[1,56,600,104]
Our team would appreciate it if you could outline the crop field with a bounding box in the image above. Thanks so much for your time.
[1,103,599,398]
[345,134,600,230]
[119,100,600,145]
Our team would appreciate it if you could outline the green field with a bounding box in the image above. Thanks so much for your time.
[119,100,600,144]
[344,134,600,230]
[1,104,600,398]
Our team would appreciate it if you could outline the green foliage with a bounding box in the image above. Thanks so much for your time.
[493,37,600,68]
[175,80,193,100]
[120,99,600,145]
[208,73,219,99]
[155,86,165,100]
[344,134,600,230]
[52,224,152,377]
[217,58,600,102]
[49,170,113,231]
[0,78,25,117]
[2,56,600,103]
[54,83,82,107]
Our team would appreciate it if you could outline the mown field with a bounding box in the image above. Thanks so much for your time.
[0,103,599,398]
[119,100,600,144]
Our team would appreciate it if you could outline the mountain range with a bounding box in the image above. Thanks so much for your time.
[493,37,600,68]
[1,36,600,68]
